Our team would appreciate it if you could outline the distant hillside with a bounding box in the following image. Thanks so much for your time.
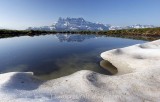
[99,27,160,36]
[0,27,160,41]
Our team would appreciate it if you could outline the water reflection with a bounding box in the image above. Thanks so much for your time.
[0,34,146,80]
[35,53,112,80]
[56,34,100,42]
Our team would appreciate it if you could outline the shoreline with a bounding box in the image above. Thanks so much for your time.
[0,39,160,101]
[0,28,160,41]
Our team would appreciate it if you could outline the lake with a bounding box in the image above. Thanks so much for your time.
[0,34,147,80]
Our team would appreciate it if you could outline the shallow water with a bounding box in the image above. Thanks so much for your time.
[0,34,147,80]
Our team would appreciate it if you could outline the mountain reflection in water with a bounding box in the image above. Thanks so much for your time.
[0,34,146,80]
[56,34,100,42]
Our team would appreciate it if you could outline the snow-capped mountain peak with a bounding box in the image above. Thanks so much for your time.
[27,17,157,31]
[27,17,110,31]
[109,24,156,30]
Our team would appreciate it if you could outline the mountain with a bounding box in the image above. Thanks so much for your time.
[27,17,157,31]
[27,17,110,31]
[109,24,156,30]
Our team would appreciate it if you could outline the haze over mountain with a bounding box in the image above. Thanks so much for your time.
[0,27,4,29]
[27,17,157,31]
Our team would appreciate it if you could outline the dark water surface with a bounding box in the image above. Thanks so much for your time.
[0,34,147,80]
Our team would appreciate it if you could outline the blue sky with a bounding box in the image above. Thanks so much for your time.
[0,0,160,30]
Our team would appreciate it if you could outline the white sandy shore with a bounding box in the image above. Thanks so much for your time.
[0,40,160,102]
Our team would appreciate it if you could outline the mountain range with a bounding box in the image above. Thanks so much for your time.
[27,17,157,31]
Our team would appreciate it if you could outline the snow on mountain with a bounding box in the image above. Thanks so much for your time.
[128,24,155,29]
[109,26,123,30]
[28,26,53,31]
[109,24,156,30]
[27,17,157,31]
[27,17,110,31]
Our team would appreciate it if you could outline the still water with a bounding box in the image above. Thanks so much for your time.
[0,34,146,80]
